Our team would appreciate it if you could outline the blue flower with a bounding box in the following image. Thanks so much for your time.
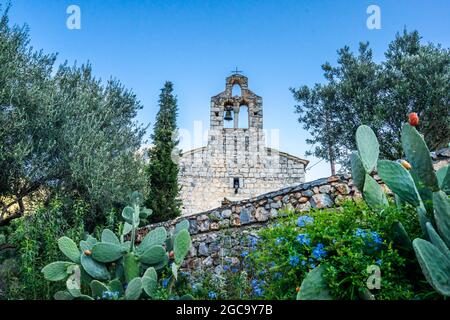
[289,255,300,267]
[208,291,217,299]
[259,270,267,276]
[376,259,382,266]
[101,290,119,300]
[312,243,327,260]
[249,236,259,247]
[231,267,239,273]
[241,250,249,257]
[162,278,169,288]
[355,228,366,237]
[301,260,307,266]
[297,215,314,227]
[253,286,264,297]
[275,237,284,245]
[223,265,230,271]
[309,263,316,269]
[371,231,383,245]
[296,233,311,246]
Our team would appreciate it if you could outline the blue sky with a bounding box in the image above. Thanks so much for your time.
[5,0,450,180]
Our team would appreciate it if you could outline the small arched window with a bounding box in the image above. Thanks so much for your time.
[238,104,249,128]
[232,83,241,97]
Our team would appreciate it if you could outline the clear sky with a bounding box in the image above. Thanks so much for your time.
[5,0,450,180]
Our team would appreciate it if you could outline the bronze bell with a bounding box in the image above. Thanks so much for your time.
[224,109,233,121]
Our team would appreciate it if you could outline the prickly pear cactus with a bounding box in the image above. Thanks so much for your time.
[41,191,192,300]
[352,119,450,297]
[296,265,332,300]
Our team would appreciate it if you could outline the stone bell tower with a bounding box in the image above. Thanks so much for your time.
[178,73,308,215]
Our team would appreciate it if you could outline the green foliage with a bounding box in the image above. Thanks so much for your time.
[0,6,146,227]
[351,122,450,297]
[41,192,192,300]
[291,30,450,168]
[247,202,426,300]
[296,265,332,300]
[145,82,182,222]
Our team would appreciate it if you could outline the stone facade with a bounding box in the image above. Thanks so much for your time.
[138,174,359,274]
[138,147,450,276]
[178,74,308,215]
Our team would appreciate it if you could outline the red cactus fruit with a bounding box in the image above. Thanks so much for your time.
[169,251,174,259]
[401,160,412,170]
[408,112,419,126]
[296,287,300,293]
[84,249,92,256]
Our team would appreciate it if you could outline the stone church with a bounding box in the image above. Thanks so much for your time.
[178,74,309,215]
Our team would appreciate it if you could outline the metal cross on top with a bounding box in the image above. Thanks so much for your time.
[231,67,243,75]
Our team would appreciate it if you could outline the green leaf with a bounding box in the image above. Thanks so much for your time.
[413,239,450,296]
[377,160,421,207]
[139,227,167,253]
[350,151,366,191]
[140,207,153,219]
[174,229,192,265]
[91,242,126,263]
[401,123,439,191]
[139,245,166,265]
[122,222,133,236]
[122,206,136,225]
[437,165,450,194]
[41,261,75,281]
[108,279,124,297]
[297,265,332,300]
[54,291,74,300]
[80,253,110,280]
[175,220,190,234]
[362,174,388,211]
[433,191,450,248]
[356,125,379,173]
[58,236,81,263]
[125,277,142,300]
[142,267,158,298]
[101,229,121,245]
[123,252,140,283]
[89,280,109,299]
[426,223,450,260]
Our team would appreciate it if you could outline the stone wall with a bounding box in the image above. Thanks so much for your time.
[139,147,450,275]
[138,174,360,274]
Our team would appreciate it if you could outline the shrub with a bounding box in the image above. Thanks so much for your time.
[247,201,438,299]
[41,192,193,300]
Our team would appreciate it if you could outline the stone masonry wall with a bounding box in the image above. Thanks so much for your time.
[138,148,450,276]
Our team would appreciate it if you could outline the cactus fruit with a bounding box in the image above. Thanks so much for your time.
[408,112,419,127]
[169,251,174,259]
[400,160,412,170]
[83,250,92,256]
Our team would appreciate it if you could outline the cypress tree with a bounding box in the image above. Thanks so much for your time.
[145,82,181,222]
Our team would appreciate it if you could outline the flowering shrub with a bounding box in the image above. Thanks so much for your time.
[247,200,437,299]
